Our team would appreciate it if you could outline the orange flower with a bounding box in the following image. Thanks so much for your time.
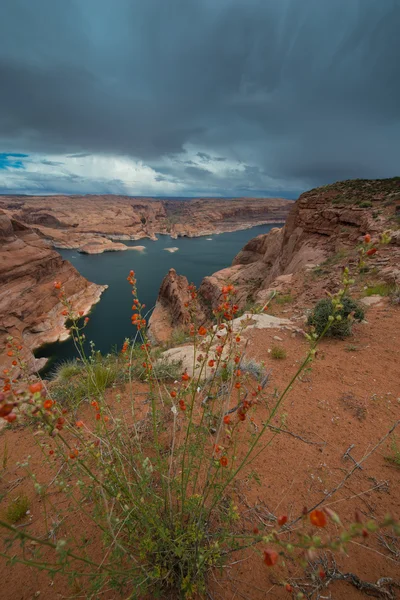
[309,509,327,528]
[223,415,231,425]
[49,450,54,455]
[0,404,14,418]
[285,584,293,593]
[91,400,99,410]
[7,351,13,357]
[253,527,259,534]
[366,247,377,256]
[61,309,68,316]
[43,399,53,410]
[208,359,215,367]
[69,449,79,459]
[198,326,207,336]
[234,382,241,389]
[277,515,288,526]
[181,372,190,382]
[79,310,84,316]
[263,549,278,566]
[216,345,223,355]
[53,281,62,289]
[84,317,90,324]
[234,356,240,364]
[364,234,371,243]
[12,360,17,366]
[235,336,241,342]
[238,410,246,421]
[170,390,177,398]
[179,400,186,411]
[5,413,16,423]
[29,382,43,394]
[75,420,84,428]
[96,413,101,421]
[219,456,228,467]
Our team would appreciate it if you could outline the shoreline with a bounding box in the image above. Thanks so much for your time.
[51,219,286,251]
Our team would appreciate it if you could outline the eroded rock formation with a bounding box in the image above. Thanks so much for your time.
[0,211,106,374]
[148,268,206,343]
[149,178,400,341]
[0,195,291,251]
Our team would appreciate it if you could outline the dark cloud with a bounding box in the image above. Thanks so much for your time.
[0,0,399,195]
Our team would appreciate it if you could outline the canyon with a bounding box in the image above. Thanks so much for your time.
[148,178,400,342]
[0,211,106,374]
[0,194,290,374]
[0,195,291,253]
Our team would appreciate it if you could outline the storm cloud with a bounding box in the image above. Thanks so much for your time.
[0,0,399,196]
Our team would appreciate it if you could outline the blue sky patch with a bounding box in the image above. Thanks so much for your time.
[0,153,28,170]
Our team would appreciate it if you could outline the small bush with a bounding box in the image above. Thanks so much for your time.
[271,346,286,359]
[307,296,365,338]
[5,494,29,524]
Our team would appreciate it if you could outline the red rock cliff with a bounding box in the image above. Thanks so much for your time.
[0,211,106,374]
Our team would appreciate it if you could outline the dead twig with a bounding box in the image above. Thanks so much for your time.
[267,425,326,446]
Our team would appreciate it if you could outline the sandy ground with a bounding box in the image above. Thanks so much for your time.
[0,302,399,599]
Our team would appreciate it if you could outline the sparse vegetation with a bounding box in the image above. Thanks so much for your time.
[385,436,400,469]
[4,494,29,524]
[365,282,395,297]
[275,293,293,305]
[307,296,365,338]
[271,345,287,359]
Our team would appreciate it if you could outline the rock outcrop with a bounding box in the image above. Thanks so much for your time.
[148,268,206,344]
[0,195,292,251]
[0,211,106,374]
[150,178,400,341]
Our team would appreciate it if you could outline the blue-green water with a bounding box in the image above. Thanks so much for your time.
[36,224,282,372]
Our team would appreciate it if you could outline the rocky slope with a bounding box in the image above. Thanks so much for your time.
[149,178,400,341]
[0,195,291,252]
[0,211,106,374]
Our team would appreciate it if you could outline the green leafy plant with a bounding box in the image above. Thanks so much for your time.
[307,296,364,338]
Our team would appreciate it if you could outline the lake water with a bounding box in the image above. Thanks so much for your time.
[36,224,282,372]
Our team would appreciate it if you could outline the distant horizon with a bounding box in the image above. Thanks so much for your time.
[0,191,299,200]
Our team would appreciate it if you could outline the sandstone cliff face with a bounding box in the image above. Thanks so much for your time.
[148,268,206,344]
[149,178,400,339]
[0,211,106,374]
[0,195,291,251]
[198,178,400,310]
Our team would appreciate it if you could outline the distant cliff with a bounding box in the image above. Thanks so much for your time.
[0,211,106,374]
[0,195,292,253]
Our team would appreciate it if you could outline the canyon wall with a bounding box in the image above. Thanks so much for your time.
[0,195,292,252]
[149,178,400,341]
[0,211,106,374]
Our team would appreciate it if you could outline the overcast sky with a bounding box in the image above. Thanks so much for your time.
[0,0,399,197]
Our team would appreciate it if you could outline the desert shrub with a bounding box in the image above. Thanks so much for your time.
[4,494,29,524]
[271,345,286,359]
[50,354,123,407]
[307,296,364,338]
[0,271,398,599]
